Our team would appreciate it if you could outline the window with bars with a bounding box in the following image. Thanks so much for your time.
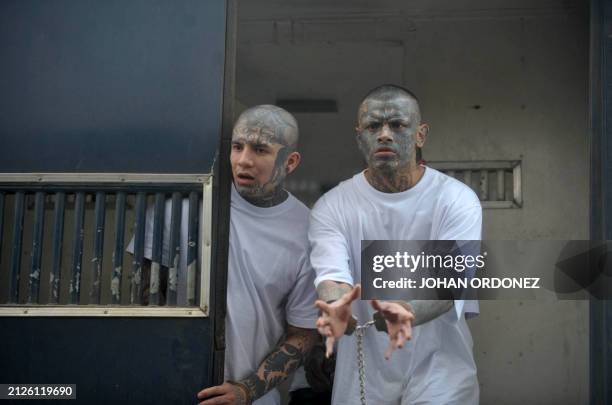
[0,173,212,317]
[428,160,522,208]
[286,160,523,209]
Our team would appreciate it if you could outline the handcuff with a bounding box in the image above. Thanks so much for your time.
[344,312,387,335]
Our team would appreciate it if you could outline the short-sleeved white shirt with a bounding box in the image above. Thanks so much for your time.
[309,167,481,405]
[225,185,318,405]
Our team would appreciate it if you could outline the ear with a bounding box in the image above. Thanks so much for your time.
[416,123,429,148]
[285,151,301,175]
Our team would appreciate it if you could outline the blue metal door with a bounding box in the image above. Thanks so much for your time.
[0,1,233,403]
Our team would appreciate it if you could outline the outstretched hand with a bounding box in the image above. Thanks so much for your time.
[371,300,415,360]
[314,284,361,358]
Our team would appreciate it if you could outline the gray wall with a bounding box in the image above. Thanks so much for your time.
[236,0,590,403]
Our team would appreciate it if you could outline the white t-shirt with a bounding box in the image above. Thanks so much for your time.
[309,167,481,405]
[225,185,318,405]
[126,198,199,305]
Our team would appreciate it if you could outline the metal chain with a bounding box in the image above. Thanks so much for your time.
[355,320,375,405]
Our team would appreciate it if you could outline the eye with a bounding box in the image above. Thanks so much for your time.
[255,147,268,154]
[367,122,382,131]
[231,143,243,151]
[389,121,407,130]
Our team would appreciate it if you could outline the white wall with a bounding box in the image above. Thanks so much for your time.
[237,0,590,403]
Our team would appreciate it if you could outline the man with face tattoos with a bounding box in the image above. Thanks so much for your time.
[310,85,481,404]
[197,105,319,405]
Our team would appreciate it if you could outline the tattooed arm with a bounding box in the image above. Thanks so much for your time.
[238,326,318,403]
[407,300,453,326]
[197,326,317,404]
[316,280,353,302]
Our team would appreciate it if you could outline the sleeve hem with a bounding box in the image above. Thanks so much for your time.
[313,274,354,288]
[287,316,318,329]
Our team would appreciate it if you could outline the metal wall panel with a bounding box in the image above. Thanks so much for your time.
[0,0,225,173]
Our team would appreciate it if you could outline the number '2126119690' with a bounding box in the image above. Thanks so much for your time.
[0,384,76,399]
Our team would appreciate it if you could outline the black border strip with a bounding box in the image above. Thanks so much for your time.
[210,0,236,386]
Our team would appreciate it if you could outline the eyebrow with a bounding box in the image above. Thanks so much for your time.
[362,113,411,123]
[232,139,273,148]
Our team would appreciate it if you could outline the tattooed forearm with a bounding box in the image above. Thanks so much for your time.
[372,300,452,334]
[316,280,353,302]
[407,300,453,326]
[239,326,318,402]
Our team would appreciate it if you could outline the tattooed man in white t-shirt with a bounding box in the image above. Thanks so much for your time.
[310,85,481,404]
[197,105,319,405]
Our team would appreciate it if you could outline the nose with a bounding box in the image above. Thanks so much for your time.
[236,148,254,167]
[376,124,393,144]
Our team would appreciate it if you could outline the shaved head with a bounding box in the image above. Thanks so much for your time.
[358,84,421,125]
[230,105,301,207]
[233,105,299,152]
[355,84,428,192]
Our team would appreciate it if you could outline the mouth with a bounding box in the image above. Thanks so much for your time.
[235,173,256,186]
[373,147,397,158]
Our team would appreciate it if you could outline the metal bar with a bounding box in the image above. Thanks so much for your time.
[90,192,105,304]
[591,1,612,403]
[186,191,199,306]
[0,184,202,193]
[131,192,146,305]
[0,173,208,184]
[0,305,207,318]
[446,170,455,178]
[199,178,214,315]
[167,192,182,306]
[9,192,25,303]
[28,191,45,304]
[49,192,65,304]
[0,192,4,277]
[427,160,518,171]
[479,171,489,201]
[70,192,85,304]
[212,0,237,384]
[111,192,126,305]
[464,170,473,191]
[481,201,516,209]
[149,193,165,306]
[513,164,523,207]
[496,169,505,201]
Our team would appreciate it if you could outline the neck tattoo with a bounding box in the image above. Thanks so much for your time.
[243,188,288,207]
[365,165,424,193]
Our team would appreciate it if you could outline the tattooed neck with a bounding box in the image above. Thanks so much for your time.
[242,187,288,208]
[365,164,424,193]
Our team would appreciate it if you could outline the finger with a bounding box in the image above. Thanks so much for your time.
[370,299,382,311]
[199,395,229,405]
[403,325,412,341]
[325,335,336,358]
[395,329,407,349]
[385,340,395,360]
[197,386,223,399]
[315,300,332,313]
[337,284,361,305]
[317,324,331,337]
[316,316,330,328]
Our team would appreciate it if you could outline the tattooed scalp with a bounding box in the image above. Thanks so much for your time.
[356,84,427,193]
[231,105,300,207]
[233,105,299,152]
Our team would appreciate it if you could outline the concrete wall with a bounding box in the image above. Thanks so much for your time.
[236,1,590,403]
